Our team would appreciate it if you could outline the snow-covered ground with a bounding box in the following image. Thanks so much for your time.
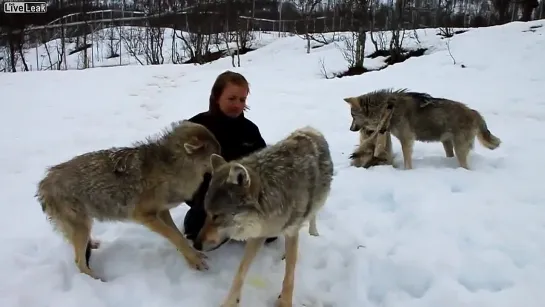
[1,20,545,307]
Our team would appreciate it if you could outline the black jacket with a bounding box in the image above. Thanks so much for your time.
[185,110,267,209]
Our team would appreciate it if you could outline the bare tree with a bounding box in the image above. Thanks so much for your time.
[520,0,539,20]
[492,0,513,23]
[2,21,29,72]
[76,0,91,69]
[177,0,215,64]
[222,21,236,68]
[222,0,237,67]
[40,29,66,70]
[337,0,370,72]
[178,27,212,64]
[307,0,342,47]
[437,0,456,38]
[0,46,7,72]
[369,0,388,53]
[144,26,165,65]
[236,18,254,56]
[167,0,189,64]
[18,31,30,71]
[295,0,323,53]
[104,26,121,59]
[119,0,166,65]
[234,0,255,59]
[385,0,408,64]
[121,26,147,65]
[171,25,185,64]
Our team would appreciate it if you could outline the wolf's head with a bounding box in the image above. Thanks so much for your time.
[164,120,222,176]
[343,90,393,132]
[192,153,262,252]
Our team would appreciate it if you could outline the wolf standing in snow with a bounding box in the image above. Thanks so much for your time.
[343,88,501,170]
[35,120,221,280]
[193,126,334,307]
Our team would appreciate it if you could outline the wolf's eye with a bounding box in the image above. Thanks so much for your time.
[212,214,220,222]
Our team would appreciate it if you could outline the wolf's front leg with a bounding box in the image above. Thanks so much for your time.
[276,233,299,307]
[308,216,319,236]
[132,209,208,271]
[399,137,415,170]
[221,238,265,307]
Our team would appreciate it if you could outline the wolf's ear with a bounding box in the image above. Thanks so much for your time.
[210,154,227,171]
[227,163,250,187]
[344,97,360,109]
[184,138,203,154]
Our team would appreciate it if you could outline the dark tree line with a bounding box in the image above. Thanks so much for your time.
[0,0,543,72]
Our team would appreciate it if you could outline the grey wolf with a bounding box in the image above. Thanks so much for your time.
[343,88,501,170]
[349,103,395,168]
[193,126,334,307]
[182,70,277,246]
[35,120,221,280]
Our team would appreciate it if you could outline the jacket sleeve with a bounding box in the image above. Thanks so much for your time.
[187,112,205,125]
[248,122,267,153]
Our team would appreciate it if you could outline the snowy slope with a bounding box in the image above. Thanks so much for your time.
[1,20,545,307]
[7,28,281,71]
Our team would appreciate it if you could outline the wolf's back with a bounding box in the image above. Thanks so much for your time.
[242,126,334,188]
[286,126,334,180]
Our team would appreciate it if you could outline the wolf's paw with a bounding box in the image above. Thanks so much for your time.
[78,265,105,282]
[276,294,292,307]
[183,249,209,271]
[309,227,319,237]
[220,297,240,307]
[89,239,101,249]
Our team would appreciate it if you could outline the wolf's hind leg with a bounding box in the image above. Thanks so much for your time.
[442,140,454,157]
[68,218,102,280]
[309,215,319,236]
[453,140,471,170]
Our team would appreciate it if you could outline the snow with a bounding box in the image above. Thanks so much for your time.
[2,20,545,307]
[8,28,281,71]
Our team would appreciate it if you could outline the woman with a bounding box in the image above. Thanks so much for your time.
[183,70,277,250]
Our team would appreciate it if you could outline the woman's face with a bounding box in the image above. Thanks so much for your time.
[217,82,248,118]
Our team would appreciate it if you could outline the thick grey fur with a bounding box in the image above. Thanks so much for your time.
[35,119,221,279]
[344,88,501,169]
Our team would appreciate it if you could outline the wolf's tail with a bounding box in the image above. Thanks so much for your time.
[36,177,63,228]
[36,175,77,240]
[472,110,501,150]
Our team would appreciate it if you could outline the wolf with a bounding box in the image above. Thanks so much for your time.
[343,88,501,170]
[349,102,395,168]
[192,126,334,307]
[36,120,221,280]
